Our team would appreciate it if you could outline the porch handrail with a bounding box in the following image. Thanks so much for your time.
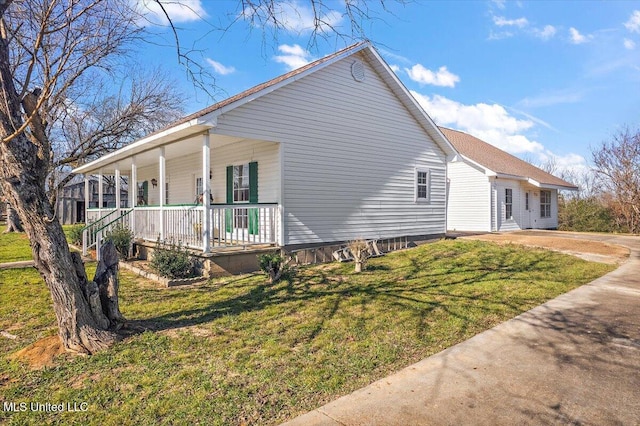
[92,209,134,260]
[82,208,132,259]
[81,208,119,233]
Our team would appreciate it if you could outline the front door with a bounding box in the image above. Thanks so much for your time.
[523,191,532,229]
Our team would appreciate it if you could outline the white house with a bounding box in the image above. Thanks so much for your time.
[72,42,457,257]
[442,127,577,232]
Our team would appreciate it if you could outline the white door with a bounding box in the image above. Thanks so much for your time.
[523,191,532,229]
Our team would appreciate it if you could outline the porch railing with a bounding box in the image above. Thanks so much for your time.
[82,208,132,258]
[131,203,280,251]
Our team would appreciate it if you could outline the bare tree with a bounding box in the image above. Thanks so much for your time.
[0,0,399,355]
[592,127,640,234]
[48,68,184,205]
[0,0,149,353]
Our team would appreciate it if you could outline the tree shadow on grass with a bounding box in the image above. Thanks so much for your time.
[124,246,566,347]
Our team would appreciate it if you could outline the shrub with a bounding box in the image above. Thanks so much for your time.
[559,196,615,233]
[151,240,197,279]
[105,223,134,259]
[67,224,84,246]
[258,252,291,284]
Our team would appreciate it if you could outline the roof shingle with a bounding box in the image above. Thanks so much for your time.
[440,127,577,189]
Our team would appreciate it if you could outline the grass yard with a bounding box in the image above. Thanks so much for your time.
[0,239,614,425]
[0,228,32,263]
[0,223,83,263]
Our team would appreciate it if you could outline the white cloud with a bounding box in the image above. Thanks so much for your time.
[410,91,542,154]
[138,0,206,25]
[205,58,235,75]
[389,64,400,73]
[517,90,583,108]
[624,10,640,33]
[405,64,460,88]
[488,30,514,40]
[533,25,557,40]
[411,91,588,174]
[493,15,529,28]
[491,0,507,10]
[243,1,343,34]
[569,27,591,44]
[273,44,314,70]
[624,38,636,50]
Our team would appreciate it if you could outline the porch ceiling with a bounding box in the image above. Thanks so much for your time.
[74,132,246,175]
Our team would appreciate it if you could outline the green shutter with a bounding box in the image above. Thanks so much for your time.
[142,181,148,205]
[248,162,258,235]
[225,166,233,232]
[249,162,258,203]
[226,166,234,204]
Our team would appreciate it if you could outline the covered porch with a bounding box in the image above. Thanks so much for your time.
[73,121,283,258]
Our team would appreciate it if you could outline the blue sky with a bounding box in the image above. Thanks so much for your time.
[137,0,640,173]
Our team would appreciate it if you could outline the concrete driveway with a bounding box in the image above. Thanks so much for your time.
[283,232,640,426]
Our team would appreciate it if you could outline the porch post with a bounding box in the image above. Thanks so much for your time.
[130,156,137,235]
[84,175,89,225]
[115,164,121,214]
[98,169,104,215]
[202,132,211,253]
[159,147,165,240]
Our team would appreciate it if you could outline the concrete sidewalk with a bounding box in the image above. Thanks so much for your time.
[283,233,640,426]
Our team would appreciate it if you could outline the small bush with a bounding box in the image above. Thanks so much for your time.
[67,224,84,246]
[105,223,134,259]
[258,252,291,284]
[151,240,197,279]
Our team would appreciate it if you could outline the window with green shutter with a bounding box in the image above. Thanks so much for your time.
[226,162,258,234]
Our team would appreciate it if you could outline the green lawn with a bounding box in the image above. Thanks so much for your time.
[0,225,32,263]
[0,239,614,425]
[0,223,83,263]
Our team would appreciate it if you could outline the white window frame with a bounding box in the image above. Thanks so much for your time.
[233,163,250,204]
[414,168,431,203]
[505,188,513,220]
[195,176,203,198]
[540,190,552,218]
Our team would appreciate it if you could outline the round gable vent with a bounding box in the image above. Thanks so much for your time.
[351,60,365,82]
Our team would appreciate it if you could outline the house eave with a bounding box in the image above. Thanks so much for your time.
[72,119,214,175]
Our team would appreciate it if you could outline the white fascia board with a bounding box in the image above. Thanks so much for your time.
[496,173,528,181]
[527,178,578,191]
[365,47,459,158]
[456,155,492,175]
[72,118,214,175]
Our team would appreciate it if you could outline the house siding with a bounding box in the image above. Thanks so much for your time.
[213,52,447,246]
[134,140,280,206]
[495,179,522,232]
[447,160,491,232]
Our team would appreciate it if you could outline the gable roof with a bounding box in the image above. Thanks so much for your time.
[440,127,578,190]
[73,42,456,174]
[161,42,370,132]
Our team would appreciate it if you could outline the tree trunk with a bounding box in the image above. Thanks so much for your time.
[3,203,23,233]
[0,13,117,354]
[93,241,126,326]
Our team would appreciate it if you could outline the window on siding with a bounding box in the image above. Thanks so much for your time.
[233,164,250,203]
[540,190,551,218]
[505,188,513,219]
[525,192,529,211]
[165,182,170,205]
[415,169,430,202]
[195,177,203,199]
